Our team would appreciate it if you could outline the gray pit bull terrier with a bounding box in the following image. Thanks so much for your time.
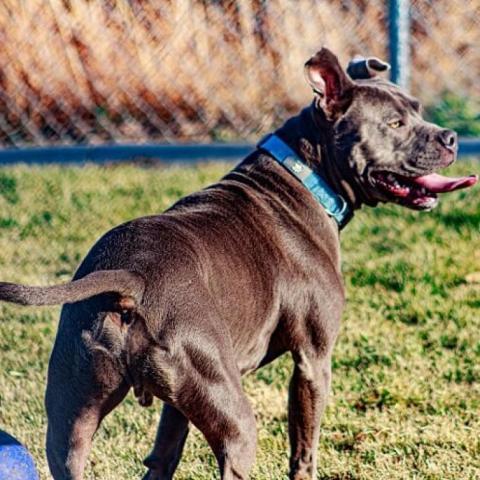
[0,48,477,480]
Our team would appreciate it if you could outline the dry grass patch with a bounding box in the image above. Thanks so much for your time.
[1,1,478,145]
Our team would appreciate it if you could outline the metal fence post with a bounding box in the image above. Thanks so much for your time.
[389,0,411,90]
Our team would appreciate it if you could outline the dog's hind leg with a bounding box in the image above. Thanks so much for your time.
[142,404,190,480]
[173,343,257,480]
[178,378,257,480]
[141,345,257,480]
[45,307,130,479]
[46,380,129,480]
[135,282,257,480]
[139,330,256,478]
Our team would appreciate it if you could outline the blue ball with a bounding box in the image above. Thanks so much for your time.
[0,430,39,480]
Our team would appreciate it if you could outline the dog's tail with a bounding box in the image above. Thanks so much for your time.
[0,270,145,307]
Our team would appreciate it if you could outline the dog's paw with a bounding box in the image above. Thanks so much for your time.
[141,470,162,480]
[142,455,166,480]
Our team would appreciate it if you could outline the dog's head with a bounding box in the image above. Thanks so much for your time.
[304,48,477,210]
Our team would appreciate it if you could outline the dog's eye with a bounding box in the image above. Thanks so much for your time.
[388,120,403,129]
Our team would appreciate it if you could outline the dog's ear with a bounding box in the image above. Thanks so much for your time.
[304,47,355,120]
[347,56,390,80]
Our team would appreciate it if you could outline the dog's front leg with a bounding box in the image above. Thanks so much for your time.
[288,351,332,480]
[142,404,189,480]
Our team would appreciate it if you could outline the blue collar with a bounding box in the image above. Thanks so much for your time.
[258,134,352,229]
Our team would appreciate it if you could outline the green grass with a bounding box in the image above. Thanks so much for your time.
[0,160,479,479]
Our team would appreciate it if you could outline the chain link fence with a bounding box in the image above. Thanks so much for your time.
[0,0,479,147]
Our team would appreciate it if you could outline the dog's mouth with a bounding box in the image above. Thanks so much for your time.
[372,171,478,210]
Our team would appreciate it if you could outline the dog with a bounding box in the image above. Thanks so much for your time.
[0,48,477,480]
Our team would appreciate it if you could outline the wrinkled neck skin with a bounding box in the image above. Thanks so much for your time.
[274,103,376,211]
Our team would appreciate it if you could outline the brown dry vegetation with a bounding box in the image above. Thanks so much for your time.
[0,0,478,146]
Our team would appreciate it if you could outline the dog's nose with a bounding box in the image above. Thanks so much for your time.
[437,129,457,151]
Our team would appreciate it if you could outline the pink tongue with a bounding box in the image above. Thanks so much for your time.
[412,173,478,193]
